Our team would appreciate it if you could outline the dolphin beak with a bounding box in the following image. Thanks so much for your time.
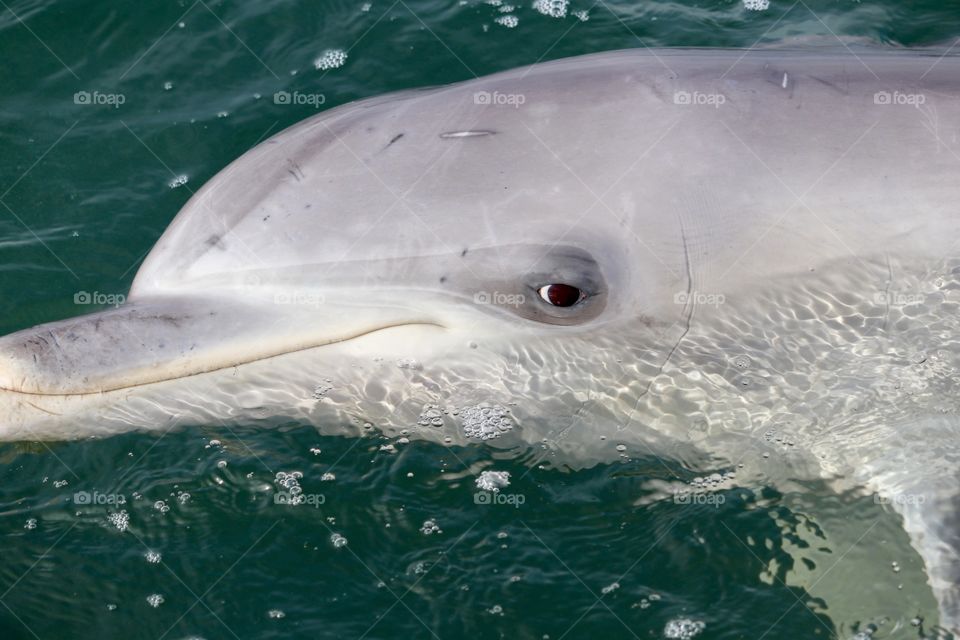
[0,294,442,397]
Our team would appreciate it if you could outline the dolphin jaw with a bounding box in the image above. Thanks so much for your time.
[0,296,447,396]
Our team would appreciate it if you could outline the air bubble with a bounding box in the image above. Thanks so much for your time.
[420,519,442,535]
[461,404,514,440]
[601,582,620,595]
[109,511,130,531]
[476,470,511,492]
[397,358,422,370]
[314,49,348,71]
[664,618,705,639]
[532,0,567,18]
[168,175,189,189]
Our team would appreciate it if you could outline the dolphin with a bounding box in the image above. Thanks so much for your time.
[2,47,960,632]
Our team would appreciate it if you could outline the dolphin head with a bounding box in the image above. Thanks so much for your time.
[0,54,705,443]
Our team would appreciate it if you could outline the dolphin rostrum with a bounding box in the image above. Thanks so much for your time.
[2,47,960,632]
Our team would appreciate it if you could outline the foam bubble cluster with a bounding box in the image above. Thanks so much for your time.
[495,15,519,27]
[664,618,705,639]
[420,519,442,535]
[275,471,305,504]
[742,0,769,9]
[461,404,514,440]
[314,49,347,71]
[476,470,511,491]
[168,175,188,189]
[532,0,568,18]
[418,404,445,427]
[108,510,129,532]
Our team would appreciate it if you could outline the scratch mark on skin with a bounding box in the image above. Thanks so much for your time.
[656,221,694,383]
[882,254,892,333]
[383,133,404,150]
[439,130,497,139]
[24,399,60,416]
[286,159,306,182]
[634,221,695,404]
[808,75,850,95]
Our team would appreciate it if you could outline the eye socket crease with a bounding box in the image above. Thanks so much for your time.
[536,283,586,308]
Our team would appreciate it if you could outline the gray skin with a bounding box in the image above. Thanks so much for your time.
[1,47,960,632]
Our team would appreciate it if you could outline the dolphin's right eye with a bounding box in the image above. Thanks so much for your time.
[537,284,584,307]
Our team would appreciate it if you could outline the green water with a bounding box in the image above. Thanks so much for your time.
[0,1,956,638]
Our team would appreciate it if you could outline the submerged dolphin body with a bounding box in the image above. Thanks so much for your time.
[2,48,960,630]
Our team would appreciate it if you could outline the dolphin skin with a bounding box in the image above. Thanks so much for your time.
[2,47,960,632]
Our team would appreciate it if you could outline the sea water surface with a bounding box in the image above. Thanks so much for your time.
[0,1,956,638]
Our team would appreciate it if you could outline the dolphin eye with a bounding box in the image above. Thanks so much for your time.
[537,284,584,307]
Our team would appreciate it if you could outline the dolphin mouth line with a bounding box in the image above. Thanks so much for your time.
[0,321,445,398]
